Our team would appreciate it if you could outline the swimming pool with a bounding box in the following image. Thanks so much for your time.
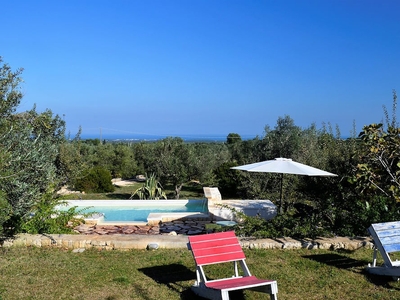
[59,199,209,224]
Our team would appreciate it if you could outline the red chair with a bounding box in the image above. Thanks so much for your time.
[188,231,278,300]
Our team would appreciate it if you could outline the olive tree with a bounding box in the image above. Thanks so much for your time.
[0,57,66,234]
[149,137,191,199]
[136,137,230,199]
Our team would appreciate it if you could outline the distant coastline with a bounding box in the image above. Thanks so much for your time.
[76,133,258,143]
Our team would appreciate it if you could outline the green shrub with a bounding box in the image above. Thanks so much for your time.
[74,166,115,193]
[21,194,89,234]
[220,204,331,239]
[332,196,400,237]
[0,192,12,237]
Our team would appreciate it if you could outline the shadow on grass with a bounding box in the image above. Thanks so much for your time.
[139,263,247,300]
[303,253,367,270]
[138,263,200,300]
[364,272,400,290]
[303,253,400,291]
[105,193,131,199]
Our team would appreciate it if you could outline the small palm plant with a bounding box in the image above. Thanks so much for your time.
[130,173,167,200]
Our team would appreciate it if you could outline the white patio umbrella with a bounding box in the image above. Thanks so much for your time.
[231,158,338,213]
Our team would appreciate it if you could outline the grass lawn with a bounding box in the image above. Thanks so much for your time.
[1,246,400,300]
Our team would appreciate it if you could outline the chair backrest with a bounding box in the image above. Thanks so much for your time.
[369,221,400,267]
[188,231,246,266]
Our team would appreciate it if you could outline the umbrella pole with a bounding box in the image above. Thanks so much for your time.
[279,173,284,214]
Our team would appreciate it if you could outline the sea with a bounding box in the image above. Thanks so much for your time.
[78,133,258,143]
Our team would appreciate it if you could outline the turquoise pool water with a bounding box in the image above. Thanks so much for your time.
[84,205,205,222]
[60,200,208,223]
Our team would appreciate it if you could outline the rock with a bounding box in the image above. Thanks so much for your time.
[302,240,318,249]
[94,230,109,235]
[277,237,303,249]
[148,228,160,235]
[75,224,93,232]
[72,248,86,253]
[136,175,146,181]
[147,243,159,250]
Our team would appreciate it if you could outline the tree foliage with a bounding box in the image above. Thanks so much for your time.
[74,166,114,193]
[351,91,400,202]
[55,128,87,187]
[352,123,400,201]
[133,137,230,199]
[0,57,68,235]
[343,91,400,232]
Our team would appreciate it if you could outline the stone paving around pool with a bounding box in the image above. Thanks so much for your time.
[73,220,217,236]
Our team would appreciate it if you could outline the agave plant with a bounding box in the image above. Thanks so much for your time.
[130,173,167,200]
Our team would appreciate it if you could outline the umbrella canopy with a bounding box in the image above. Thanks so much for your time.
[231,158,337,213]
[231,157,337,177]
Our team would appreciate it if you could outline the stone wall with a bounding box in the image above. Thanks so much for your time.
[1,233,373,251]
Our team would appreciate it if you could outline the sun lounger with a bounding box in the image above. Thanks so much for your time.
[366,221,400,279]
[188,231,278,300]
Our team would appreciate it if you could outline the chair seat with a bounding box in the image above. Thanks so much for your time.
[206,276,275,291]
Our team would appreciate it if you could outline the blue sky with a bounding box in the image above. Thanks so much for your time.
[2,0,400,139]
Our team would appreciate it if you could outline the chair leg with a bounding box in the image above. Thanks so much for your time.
[372,247,377,267]
[221,290,229,300]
